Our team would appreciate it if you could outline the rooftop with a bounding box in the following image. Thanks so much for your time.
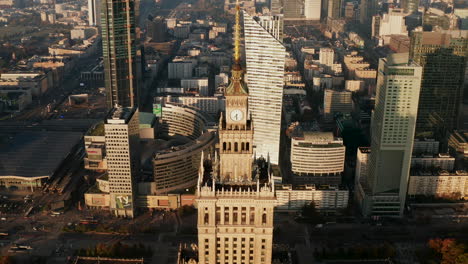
[87,122,104,136]
[106,107,137,124]
[0,131,82,180]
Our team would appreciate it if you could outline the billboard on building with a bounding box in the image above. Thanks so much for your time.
[115,195,132,209]
[153,103,162,117]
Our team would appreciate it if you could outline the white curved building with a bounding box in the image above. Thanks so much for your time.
[153,103,216,194]
[159,103,210,140]
[291,132,345,185]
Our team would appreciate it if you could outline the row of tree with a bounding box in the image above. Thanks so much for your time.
[75,242,153,259]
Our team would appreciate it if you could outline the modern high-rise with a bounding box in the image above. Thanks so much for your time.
[363,53,422,217]
[101,0,139,109]
[409,30,468,139]
[105,107,140,218]
[304,0,321,20]
[196,5,277,263]
[327,0,342,19]
[244,11,286,165]
[401,0,419,14]
[88,0,100,26]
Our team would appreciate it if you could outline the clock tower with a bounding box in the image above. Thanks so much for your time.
[218,3,254,183]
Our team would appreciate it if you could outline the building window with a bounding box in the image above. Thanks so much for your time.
[204,212,209,225]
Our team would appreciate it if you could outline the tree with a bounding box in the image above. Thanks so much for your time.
[428,238,468,264]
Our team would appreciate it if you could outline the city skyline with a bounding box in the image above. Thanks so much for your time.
[0,0,467,263]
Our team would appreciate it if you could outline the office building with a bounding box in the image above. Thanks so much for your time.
[255,14,284,42]
[305,0,321,20]
[101,0,138,109]
[282,0,304,20]
[328,0,342,19]
[355,147,370,186]
[323,89,353,120]
[105,107,140,218]
[196,5,277,263]
[401,0,419,14]
[244,11,286,165]
[153,132,216,194]
[411,153,455,171]
[88,0,100,26]
[362,53,422,217]
[319,48,334,73]
[276,184,349,212]
[448,130,468,158]
[372,8,408,45]
[147,16,167,42]
[168,57,195,79]
[408,170,468,198]
[84,123,107,171]
[291,132,345,185]
[409,31,468,139]
[412,138,440,154]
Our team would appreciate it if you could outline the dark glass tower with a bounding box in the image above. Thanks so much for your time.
[401,0,419,14]
[101,0,138,109]
[410,31,468,140]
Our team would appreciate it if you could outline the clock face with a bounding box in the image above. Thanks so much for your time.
[230,109,243,122]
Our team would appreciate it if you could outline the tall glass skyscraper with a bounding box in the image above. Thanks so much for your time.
[101,0,139,109]
[410,31,468,139]
[243,11,286,165]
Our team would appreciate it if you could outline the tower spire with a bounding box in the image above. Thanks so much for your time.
[225,0,248,96]
[234,0,241,64]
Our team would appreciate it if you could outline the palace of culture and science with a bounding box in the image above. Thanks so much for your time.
[177,3,287,264]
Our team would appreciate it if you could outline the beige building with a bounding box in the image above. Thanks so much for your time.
[195,7,277,264]
[355,147,371,186]
[84,123,107,171]
[218,59,254,183]
[449,130,468,157]
[153,132,216,194]
[323,89,353,120]
[408,170,468,198]
[276,184,349,212]
[0,72,50,97]
[343,55,370,79]
[362,53,422,217]
[345,80,364,92]
[105,107,140,218]
[159,103,209,140]
[291,132,345,185]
